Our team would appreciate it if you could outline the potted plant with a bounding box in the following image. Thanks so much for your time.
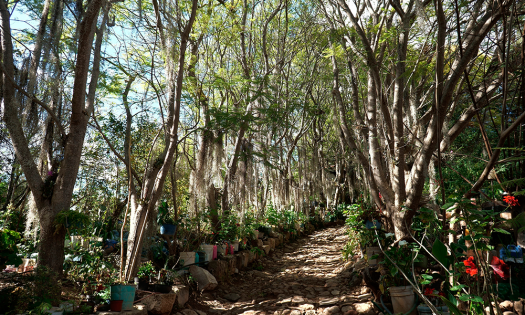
[379,241,420,315]
[153,269,174,293]
[217,213,240,254]
[137,261,155,290]
[157,201,177,236]
[417,288,449,315]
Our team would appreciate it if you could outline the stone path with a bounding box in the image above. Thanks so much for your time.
[180,226,376,315]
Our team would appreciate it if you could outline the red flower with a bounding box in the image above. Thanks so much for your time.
[503,196,520,207]
[490,256,510,280]
[463,256,478,277]
[423,288,434,296]
[438,292,446,297]
[236,223,240,226]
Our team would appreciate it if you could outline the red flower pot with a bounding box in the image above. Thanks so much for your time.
[110,300,123,312]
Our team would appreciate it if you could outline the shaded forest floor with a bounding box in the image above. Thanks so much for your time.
[180,226,375,315]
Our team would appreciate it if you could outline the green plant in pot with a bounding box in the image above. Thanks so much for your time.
[239,211,257,247]
[137,261,155,290]
[379,240,422,315]
[154,268,175,293]
[157,201,177,236]
[217,213,240,245]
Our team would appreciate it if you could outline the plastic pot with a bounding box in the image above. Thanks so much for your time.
[110,300,123,312]
[365,219,381,229]
[366,246,381,267]
[179,252,196,267]
[104,239,118,251]
[201,244,215,262]
[390,286,416,315]
[110,284,136,311]
[138,277,149,290]
[160,224,177,236]
[154,284,172,293]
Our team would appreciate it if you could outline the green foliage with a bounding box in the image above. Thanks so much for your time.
[238,211,258,240]
[0,228,23,270]
[0,203,26,232]
[378,238,422,287]
[157,201,176,225]
[250,246,264,257]
[137,261,156,278]
[493,283,520,301]
[64,245,116,285]
[264,204,281,226]
[93,286,111,302]
[54,209,90,235]
[342,203,380,257]
[218,213,240,242]
[253,261,264,271]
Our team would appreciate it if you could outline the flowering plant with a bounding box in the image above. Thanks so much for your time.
[378,236,424,288]
[503,195,519,207]
[489,256,509,281]
[463,256,478,277]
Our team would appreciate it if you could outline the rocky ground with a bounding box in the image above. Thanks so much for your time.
[177,226,375,315]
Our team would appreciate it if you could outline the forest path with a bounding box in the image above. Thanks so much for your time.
[183,225,373,315]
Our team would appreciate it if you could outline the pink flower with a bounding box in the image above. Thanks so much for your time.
[490,256,509,280]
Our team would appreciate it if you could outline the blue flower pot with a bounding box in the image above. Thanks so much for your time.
[110,284,136,311]
[365,220,381,229]
[104,239,118,251]
[160,224,177,236]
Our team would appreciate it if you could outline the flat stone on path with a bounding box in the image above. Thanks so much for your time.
[224,293,241,302]
[320,297,340,306]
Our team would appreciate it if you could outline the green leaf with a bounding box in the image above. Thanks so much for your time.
[458,295,470,302]
[441,202,456,210]
[493,228,511,235]
[432,239,449,267]
[458,294,483,303]
[439,296,463,315]
[471,296,483,303]
[450,284,467,291]
[421,274,433,280]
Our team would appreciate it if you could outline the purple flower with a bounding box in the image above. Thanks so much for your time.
[47,171,54,176]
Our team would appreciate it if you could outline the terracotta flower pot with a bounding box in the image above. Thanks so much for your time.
[110,300,123,312]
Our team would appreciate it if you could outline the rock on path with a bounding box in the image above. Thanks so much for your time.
[184,225,376,315]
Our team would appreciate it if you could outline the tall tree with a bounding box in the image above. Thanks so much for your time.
[1,0,109,274]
